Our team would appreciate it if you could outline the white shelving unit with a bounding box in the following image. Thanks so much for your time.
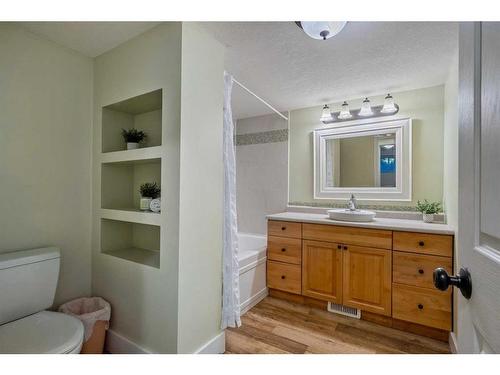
[98,89,164,268]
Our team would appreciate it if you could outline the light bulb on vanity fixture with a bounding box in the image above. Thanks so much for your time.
[381,93,398,114]
[358,97,373,117]
[338,101,353,120]
[320,104,333,122]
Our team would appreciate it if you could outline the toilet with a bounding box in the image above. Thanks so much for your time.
[0,247,84,353]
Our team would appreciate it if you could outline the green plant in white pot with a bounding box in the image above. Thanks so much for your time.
[416,200,442,223]
[122,128,146,150]
[139,182,160,211]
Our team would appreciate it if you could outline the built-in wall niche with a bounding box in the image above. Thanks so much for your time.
[101,218,160,268]
[101,158,161,212]
[102,89,162,153]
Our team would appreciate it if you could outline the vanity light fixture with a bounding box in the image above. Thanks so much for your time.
[338,101,353,120]
[296,22,347,40]
[320,104,334,122]
[381,94,398,114]
[358,97,373,117]
[321,95,399,124]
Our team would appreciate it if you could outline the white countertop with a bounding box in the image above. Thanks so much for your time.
[266,212,454,235]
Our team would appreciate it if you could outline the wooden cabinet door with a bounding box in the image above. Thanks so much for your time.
[343,245,392,316]
[302,240,343,303]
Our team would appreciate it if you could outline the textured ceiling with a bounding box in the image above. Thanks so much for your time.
[20,22,160,57]
[201,22,458,119]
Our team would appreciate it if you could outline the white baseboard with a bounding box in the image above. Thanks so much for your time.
[449,332,458,354]
[105,329,153,354]
[194,331,225,354]
[240,287,268,315]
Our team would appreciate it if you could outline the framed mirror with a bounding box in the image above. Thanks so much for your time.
[313,117,412,201]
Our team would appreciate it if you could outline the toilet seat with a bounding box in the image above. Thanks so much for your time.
[0,310,84,354]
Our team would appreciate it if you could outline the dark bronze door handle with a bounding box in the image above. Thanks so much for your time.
[433,267,472,299]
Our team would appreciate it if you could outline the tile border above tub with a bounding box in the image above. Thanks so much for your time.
[235,129,288,146]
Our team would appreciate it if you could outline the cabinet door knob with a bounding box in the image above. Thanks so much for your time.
[281,248,286,252]
[418,241,425,246]
[418,269,424,274]
[417,304,424,310]
[281,275,286,280]
[343,246,348,250]
[281,226,286,231]
[337,244,342,250]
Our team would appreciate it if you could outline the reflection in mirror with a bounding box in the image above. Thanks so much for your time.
[325,134,396,188]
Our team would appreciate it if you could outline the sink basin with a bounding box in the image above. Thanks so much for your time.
[327,209,376,222]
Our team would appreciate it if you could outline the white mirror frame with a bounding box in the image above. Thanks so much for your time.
[313,117,412,201]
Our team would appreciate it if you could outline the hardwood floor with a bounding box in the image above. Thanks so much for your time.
[226,297,451,354]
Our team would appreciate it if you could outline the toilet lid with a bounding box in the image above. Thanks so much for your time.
[0,311,84,354]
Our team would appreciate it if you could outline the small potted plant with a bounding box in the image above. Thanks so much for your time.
[122,128,146,150]
[416,200,442,223]
[139,182,161,211]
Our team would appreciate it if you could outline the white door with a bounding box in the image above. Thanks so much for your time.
[456,22,500,353]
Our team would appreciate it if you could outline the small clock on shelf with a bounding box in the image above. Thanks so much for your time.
[150,198,161,213]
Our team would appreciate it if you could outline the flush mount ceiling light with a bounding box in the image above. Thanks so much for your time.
[296,22,347,40]
[320,104,334,122]
[358,98,373,117]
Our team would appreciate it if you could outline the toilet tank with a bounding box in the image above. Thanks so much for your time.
[0,247,60,325]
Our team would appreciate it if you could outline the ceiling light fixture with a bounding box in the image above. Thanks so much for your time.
[295,22,347,40]
[381,94,398,114]
[358,98,373,117]
[320,104,333,122]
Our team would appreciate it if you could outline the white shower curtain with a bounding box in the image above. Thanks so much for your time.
[221,72,241,329]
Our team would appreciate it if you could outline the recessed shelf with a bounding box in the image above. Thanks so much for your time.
[102,89,162,153]
[101,208,161,226]
[101,218,160,268]
[101,158,161,212]
[100,146,162,164]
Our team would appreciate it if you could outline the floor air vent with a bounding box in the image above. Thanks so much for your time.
[327,302,361,319]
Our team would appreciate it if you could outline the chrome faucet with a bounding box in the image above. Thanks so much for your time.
[347,194,358,211]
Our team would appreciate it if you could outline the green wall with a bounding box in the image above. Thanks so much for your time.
[289,85,445,209]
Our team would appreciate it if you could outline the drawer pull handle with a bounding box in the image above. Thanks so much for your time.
[281,275,286,280]
[418,269,424,274]
[417,304,424,310]
[281,248,286,252]
[418,241,425,246]
[281,226,286,231]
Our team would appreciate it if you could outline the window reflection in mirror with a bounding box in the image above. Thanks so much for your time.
[325,133,396,188]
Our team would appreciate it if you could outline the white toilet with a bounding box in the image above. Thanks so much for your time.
[0,247,84,353]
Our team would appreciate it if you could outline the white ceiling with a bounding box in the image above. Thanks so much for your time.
[201,22,458,119]
[20,22,160,57]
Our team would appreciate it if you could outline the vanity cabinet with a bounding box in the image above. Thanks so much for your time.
[342,245,392,316]
[302,240,343,303]
[266,219,454,339]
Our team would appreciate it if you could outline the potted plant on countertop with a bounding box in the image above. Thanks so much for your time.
[416,200,442,223]
[122,128,146,150]
[139,182,161,211]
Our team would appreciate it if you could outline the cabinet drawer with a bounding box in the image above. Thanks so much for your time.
[393,251,453,289]
[267,236,302,264]
[393,231,453,257]
[268,220,302,239]
[267,261,301,295]
[393,284,451,331]
[303,223,392,249]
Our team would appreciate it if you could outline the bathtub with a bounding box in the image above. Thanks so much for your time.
[238,233,268,314]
